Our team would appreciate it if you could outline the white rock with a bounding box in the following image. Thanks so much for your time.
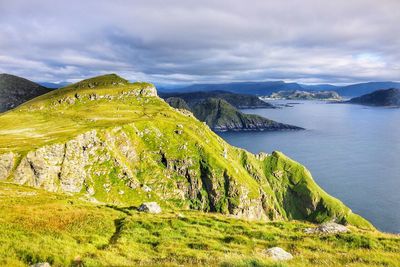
[264,247,293,261]
[138,202,162,214]
[304,222,349,234]
[30,263,51,267]
[142,185,152,192]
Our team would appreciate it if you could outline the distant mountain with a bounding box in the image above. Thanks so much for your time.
[165,96,303,131]
[263,90,342,100]
[336,82,400,97]
[348,88,400,107]
[299,84,339,91]
[38,81,71,88]
[160,90,275,109]
[173,81,304,95]
[167,81,400,97]
[0,73,51,112]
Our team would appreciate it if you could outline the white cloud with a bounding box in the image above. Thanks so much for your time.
[0,0,399,84]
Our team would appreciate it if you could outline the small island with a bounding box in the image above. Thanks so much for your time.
[261,90,342,101]
[348,88,400,107]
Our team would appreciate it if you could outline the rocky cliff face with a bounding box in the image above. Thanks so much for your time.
[0,74,371,228]
[191,98,303,132]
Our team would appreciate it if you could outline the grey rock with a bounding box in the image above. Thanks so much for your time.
[0,152,15,180]
[304,222,349,234]
[264,247,293,261]
[30,263,51,267]
[138,202,162,214]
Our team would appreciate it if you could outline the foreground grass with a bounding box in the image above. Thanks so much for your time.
[0,182,399,267]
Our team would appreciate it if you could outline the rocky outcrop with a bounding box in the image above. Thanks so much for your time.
[263,247,293,261]
[304,222,349,234]
[138,202,162,213]
[0,152,15,180]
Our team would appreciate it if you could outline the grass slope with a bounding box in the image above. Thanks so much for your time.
[0,182,399,267]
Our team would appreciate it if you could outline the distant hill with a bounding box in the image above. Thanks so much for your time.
[263,90,342,100]
[160,90,275,109]
[165,96,303,131]
[0,74,51,112]
[336,82,400,97]
[167,81,400,97]
[38,81,71,88]
[348,88,400,107]
[173,81,304,95]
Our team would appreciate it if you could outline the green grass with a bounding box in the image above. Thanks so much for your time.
[0,74,374,234]
[0,182,399,267]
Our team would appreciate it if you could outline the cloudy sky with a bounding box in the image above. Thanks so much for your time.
[0,0,399,85]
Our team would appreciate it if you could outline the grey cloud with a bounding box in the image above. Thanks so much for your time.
[0,0,399,84]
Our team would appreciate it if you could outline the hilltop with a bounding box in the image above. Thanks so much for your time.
[0,73,51,112]
[348,88,400,107]
[0,73,384,266]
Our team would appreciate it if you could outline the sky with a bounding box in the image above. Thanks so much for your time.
[0,0,399,85]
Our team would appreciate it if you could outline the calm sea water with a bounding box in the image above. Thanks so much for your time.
[219,100,400,233]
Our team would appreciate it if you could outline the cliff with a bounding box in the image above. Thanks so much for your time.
[0,74,370,228]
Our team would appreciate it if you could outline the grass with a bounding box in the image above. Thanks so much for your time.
[0,182,399,267]
[0,72,375,256]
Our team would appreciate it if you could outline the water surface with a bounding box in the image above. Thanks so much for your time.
[219,100,400,233]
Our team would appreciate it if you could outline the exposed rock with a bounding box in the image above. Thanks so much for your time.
[30,263,51,267]
[304,222,349,234]
[0,152,15,180]
[138,202,162,214]
[14,144,64,191]
[142,185,152,192]
[263,247,293,261]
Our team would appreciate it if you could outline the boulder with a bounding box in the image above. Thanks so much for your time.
[138,202,162,214]
[304,222,349,234]
[30,263,51,267]
[264,247,293,261]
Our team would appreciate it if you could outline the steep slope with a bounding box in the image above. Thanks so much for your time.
[191,98,303,131]
[348,88,400,107]
[0,73,51,112]
[0,74,371,229]
[160,90,275,109]
[165,96,191,110]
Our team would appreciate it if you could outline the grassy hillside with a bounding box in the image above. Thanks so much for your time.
[0,182,399,267]
[0,74,375,240]
[0,74,394,266]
